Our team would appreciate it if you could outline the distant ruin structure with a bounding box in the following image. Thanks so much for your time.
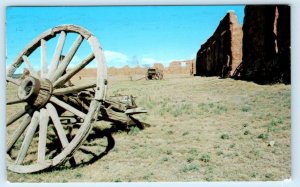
[195,6,290,84]
[165,60,195,74]
[103,60,195,76]
[195,11,243,78]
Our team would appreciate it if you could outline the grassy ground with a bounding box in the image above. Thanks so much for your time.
[7,74,291,182]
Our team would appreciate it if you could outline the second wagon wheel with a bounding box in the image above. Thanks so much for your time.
[6,25,107,173]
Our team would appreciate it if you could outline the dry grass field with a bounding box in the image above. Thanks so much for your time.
[6,74,291,182]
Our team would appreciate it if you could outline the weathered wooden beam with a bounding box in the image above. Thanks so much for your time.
[125,107,147,115]
[52,82,96,95]
[49,96,86,119]
[37,109,49,163]
[100,110,128,124]
[50,35,83,82]
[15,111,40,165]
[40,39,48,78]
[47,31,66,78]
[53,53,95,87]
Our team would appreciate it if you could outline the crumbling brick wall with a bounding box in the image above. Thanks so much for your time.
[166,60,195,74]
[107,66,145,76]
[105,60,195,76]
[240,5,290,84]
[195,11,243,77]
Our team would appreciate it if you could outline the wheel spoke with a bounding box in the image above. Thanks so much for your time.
[7,98,26,105]
[6,112,33,152]
[6,76,20,86]
[52,82,96,96]
[40,39,48,78]
[47,31,67,78]
[49,96,86,119]
[6,106,32,127]
[15,111,40,165]
[53,53,95,87]
[50,35,83,82]
[38,109,49,163]
[22,55,39,78]
[52,100,101,166]
[46,103,69,147]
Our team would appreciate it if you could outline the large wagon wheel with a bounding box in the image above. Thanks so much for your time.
[6,25,107,173]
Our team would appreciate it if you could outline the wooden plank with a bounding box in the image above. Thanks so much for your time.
[52,82,96,95]
[125,107,147,115]
[15,111,40,165]
[46,103,69,147]
[47,31,66,79]
[22,55,39,78]
[50,35,83,82]
[40,39,48,78]
[6,113,32,152]
[6,76,20,86]
[37,109,49,163]
[49,96,86,119]
[53,53,95,87]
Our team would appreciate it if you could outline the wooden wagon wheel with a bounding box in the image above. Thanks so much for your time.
[6,25,107,173]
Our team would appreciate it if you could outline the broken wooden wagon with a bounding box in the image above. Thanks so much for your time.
[6,25,147,173]
[146,68,163,80]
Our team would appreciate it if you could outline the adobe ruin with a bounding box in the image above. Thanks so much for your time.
[195,11,243,78]
[240,5,290,84]
[195,5,291,84]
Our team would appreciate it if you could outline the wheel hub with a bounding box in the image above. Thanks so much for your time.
[18,76,53,108]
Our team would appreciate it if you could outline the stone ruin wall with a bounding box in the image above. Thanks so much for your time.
[230,13,243,75]
[241,5,290,84]
[195,6,290,84]
[74,59,195,79]
[165,60,195,75]
[195,11,243,77]
[105,60,195,76]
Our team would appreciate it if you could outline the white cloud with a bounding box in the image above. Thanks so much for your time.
[103,50,164,68]
[104,50,129,68]
[101,50,194,68]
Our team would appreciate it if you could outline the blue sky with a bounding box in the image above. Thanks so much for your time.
[6,6,245,69]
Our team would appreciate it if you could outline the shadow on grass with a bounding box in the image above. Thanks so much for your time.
[44,119,149,173]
